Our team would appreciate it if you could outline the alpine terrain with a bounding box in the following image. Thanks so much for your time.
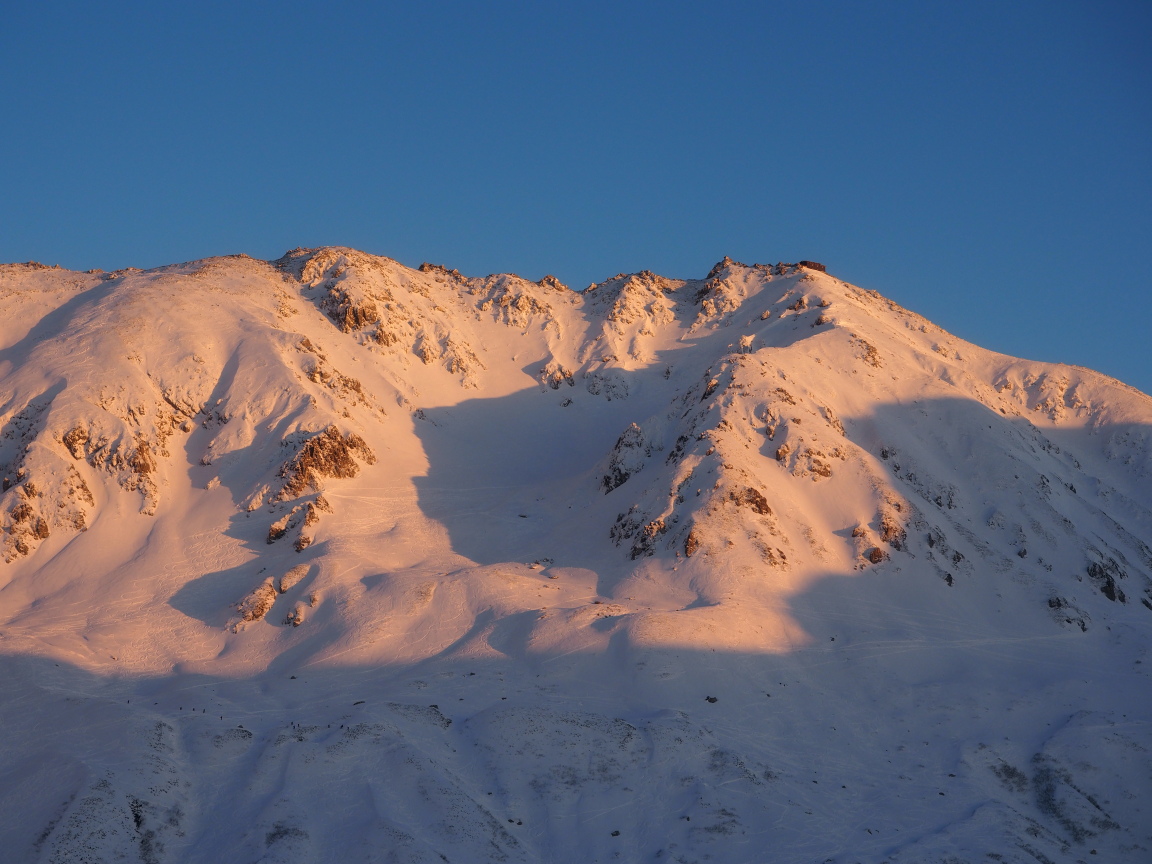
[0,248,1150,864]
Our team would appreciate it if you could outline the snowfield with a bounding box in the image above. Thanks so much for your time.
[0,249,1149,863]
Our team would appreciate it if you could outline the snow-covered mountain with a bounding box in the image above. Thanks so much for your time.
[1,248,1150,863]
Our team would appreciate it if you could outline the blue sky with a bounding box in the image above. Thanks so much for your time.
[3,1,1149,394]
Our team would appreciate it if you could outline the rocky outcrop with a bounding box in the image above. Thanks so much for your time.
[279,564,310,593]
[2,481,52,560]
[284,604,306,627]
[609,507,673,560]
[268,497,332,550]
[322,286,379,333]
[728,486,772,515]
[539,362,575,390]
[603,424,647,493]
[231,577,278,630]
[1087,557,1127,603]
[277,428,375,501]
[474,275,559,331]
[879,506,908,551]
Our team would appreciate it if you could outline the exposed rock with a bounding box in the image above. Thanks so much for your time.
[728,487,772,515]
[538,274,567,291]
[1048,596,1089,631]
[322,286,379,332]
[279,564,309,593]
[51,417,163,516]
[760,545,788,568]
[609,508,643,549]
[268,498,331,545]
[801,448,834,479]
[1087,558,1127,603]
[706,257,736,279]
[821,406,846,436]
[285,604,306,626]
[305,496,330,524]
[854,337,882,368]
[603,424,647,492]
[585,370,629,401]
[476,277,555,329]
[268,513,291,543]
[4,493,51,561]
[539,362,575,390]
[233,578,277,629]
[415,333,441,365]
[418,262,462,278]
[374,327,400,346]
[443,338,485,381]
[62,426,88,459]
[629,518,667,559]
[277,427,375,501]
[880,509,907,550]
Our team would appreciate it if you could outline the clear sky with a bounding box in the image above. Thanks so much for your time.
[3,1,1149,394]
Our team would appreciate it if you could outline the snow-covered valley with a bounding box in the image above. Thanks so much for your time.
[1,249,1149,863]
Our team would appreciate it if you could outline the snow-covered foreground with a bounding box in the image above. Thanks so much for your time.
[0,250,1149,862]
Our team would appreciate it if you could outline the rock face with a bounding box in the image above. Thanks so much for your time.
[602,423,647,492]
[277,427,375,500]
[279,564,309,593]
[232,578,277,629]
[284,603,306,626]
[538,361,575,390]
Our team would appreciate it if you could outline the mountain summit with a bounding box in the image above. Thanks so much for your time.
[1,249,1150,863]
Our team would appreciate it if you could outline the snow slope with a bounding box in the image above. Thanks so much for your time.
[1,250,1150,863]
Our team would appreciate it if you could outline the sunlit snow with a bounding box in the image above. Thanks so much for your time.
[1,250,1149,863]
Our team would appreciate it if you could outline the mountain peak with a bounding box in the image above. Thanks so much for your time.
[2,247,1150,863]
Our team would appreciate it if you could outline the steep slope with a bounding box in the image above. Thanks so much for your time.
[0,250,1149,863]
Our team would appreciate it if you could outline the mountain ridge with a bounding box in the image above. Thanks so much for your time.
[0,247,1150,863]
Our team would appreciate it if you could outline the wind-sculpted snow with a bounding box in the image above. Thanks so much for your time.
[1,249,1150,862]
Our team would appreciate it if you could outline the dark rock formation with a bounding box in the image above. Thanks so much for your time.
[277,427,375,500]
